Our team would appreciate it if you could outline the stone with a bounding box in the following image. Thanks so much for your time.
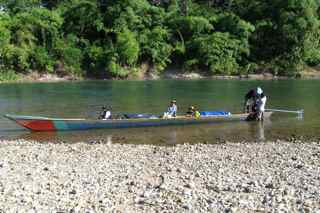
[0,139,319,212]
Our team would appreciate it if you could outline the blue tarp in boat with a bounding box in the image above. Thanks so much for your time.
[200,111,231,117]
[123,113,159,119]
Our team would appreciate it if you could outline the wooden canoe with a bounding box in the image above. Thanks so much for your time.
[4,112,272,132]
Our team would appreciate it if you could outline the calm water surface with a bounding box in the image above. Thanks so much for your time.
[0,80,319,144]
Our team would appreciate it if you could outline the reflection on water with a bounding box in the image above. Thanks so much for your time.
[248,120,267,141]
[5,118,279,145]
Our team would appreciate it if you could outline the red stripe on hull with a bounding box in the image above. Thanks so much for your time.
[16,120,55,131]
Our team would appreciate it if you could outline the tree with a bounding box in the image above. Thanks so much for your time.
[1,0,320,79]
[116,29,140,66]
[190,32,243,74]
[0,0,41,14]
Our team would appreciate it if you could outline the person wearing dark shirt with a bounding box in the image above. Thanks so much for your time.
[186,106,201,118]
[244,89,258,113]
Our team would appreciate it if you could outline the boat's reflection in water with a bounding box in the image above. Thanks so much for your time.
[14,119,274,145]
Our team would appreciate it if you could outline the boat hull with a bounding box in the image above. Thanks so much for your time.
[4,112,272,132]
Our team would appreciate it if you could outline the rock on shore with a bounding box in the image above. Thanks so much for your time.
[0,140,319,212]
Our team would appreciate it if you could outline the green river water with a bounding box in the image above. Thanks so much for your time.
[0,80,319,144]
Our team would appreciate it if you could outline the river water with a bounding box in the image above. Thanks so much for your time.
[0,80,319,144]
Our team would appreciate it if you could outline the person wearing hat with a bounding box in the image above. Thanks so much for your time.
[256,87,267,120]
[164,100,177,118]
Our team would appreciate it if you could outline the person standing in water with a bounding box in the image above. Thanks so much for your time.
[245,87,267,121]
[256,87,267,120]
[244,88,258,113]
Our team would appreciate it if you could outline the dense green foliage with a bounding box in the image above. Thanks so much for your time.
[1,0,320,78]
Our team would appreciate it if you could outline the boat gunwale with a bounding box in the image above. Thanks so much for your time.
[4,113,253,122]
[4,114,86,121]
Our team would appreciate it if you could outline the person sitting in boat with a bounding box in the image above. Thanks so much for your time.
[99,106,112,120]
[164,100,177,118]
[186,106,195,116]
[186,106,201,118]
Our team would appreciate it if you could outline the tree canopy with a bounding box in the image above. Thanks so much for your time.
[1,0,320,79]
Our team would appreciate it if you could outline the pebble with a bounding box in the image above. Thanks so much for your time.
[0,139,319,212]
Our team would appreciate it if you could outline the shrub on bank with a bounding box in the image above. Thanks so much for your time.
[0,69,21,82]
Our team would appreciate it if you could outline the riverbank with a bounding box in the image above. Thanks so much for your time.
[2,67,320,83]
[0,139,319,212]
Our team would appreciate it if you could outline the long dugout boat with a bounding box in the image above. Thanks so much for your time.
[4,112,272,132]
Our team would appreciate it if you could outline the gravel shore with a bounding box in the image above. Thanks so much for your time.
[0,139,319,212]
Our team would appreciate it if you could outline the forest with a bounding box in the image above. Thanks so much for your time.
[0,0,320,80]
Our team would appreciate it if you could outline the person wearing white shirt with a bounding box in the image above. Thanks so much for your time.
[163,100,177,118]
[99,106,112,120]
[104,110,111,120]
[256,87,267,120]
